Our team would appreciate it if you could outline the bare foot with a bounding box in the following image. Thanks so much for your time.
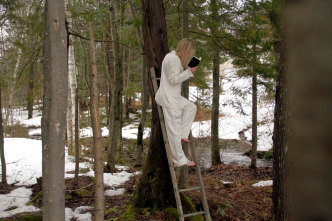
[187,161,196,167]
[181,138,190,143]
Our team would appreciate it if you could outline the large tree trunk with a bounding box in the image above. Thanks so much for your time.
[88,23,104,221]
[0,84,6,185]
[179,0,189,189]
[134,0,175,209]
[106,0,123,172]
[42,0,67,219]
[271,0,289,220]
[287,1,332,220]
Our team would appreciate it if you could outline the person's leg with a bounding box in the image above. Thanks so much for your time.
[181,99,197,140]
[162,106,189,166]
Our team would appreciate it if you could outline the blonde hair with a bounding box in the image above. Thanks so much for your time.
[175,38,196,67]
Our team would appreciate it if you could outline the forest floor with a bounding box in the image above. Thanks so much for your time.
[1,138,273,221]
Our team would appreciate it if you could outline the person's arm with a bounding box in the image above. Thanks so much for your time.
[164,56,194,85]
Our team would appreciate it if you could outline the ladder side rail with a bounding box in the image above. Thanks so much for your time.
[189,132,211,221]
[150,67,185,221]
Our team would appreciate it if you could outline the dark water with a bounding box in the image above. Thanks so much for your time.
[197,147,272,168]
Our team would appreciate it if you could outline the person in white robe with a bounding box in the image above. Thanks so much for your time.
[155,38,198,167]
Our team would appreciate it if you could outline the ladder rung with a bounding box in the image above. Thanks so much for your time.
[183,211,206,218]
[179,186,201,192]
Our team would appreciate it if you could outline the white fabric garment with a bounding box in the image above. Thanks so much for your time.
[155,50,193,109]
[155,50,197,166]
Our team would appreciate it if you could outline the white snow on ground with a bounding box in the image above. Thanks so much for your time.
[8,106,42,127]
[1,138,42,185]
[79,124,151,140]
[252,180,273,187]
[0,187,40,218]
[28,128,41,136]
[0,138,139,219]
[65,206,92,221]
[21,116,42,127]
[105,188,126,196]
[190,60,274,151]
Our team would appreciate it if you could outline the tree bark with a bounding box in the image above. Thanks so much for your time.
[250,0,258,169]
[0,84,6,185]
[179,0,189,189]
[5,48,22,128]
[128,0,147,167]
[88,23,104,221]
[106,0,123,172]
[105,12,114,127]
[67,39,78,155]
[211,48,221,165]
[210,0,222,166]
[271,0,289,220]
[287,0,332,220]
[42,0,67,219]
[74,87,80,186]
[27,55,35,119]
[134,0,175,209]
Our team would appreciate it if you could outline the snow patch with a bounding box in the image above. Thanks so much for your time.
[0,187,40,218]
[252,180,273,187]
[65,206,92,221]
[105,188,126,196]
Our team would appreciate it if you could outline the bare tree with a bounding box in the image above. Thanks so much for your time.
[106,0,123,172]
[0,82,6,185]
[42,0,67,219]
[88,22,105,220]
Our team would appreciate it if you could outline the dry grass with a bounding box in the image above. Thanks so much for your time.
[195,104,223,122]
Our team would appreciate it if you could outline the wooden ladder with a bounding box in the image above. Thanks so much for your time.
[150,68,211,221]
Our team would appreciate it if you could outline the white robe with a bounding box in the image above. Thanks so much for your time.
[155,50,197,166]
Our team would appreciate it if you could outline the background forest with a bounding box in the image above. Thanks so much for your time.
[0,0,331,221]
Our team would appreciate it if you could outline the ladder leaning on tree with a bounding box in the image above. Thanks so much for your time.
[150,67,211,221]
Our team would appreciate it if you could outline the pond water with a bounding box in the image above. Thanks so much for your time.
[196,147,272,168]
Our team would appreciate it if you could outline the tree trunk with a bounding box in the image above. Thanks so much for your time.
[88,23,104,221]
[134,0,175,209]
[27,57,35,119]
[67,39,78,155]
[5,48,22,128]
[128,0,148,167]
[211,48,221,165]
[105,13,114,127]
[106,0,123,172]
[251,63,258,169]
[179,0,189,189]
[74,87,80,186]
[287,1,332,220]
[136,56,147,166]
[210,0,222,166]
[250,1,258,169]
[271,0,289,220]
[0,84,6,185]
[42,0,67,219]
